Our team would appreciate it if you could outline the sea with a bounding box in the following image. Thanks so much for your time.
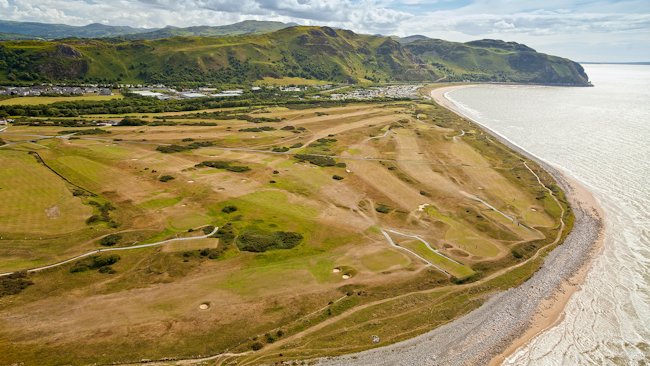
[444,64,650,365]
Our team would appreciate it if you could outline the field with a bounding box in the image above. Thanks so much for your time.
[0,93,122,105]
[0,94,571,365]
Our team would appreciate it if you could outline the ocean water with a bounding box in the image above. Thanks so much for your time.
[445,65,650,365]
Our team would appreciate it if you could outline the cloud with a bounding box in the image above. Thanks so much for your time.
[0,0,648,61]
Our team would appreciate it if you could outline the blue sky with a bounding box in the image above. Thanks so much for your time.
[1,0,648,61]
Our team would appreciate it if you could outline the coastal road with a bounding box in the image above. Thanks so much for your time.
[0,226,218,277]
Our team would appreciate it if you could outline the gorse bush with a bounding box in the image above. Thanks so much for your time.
[237,229,303,252]
[100,234,122,246]
[70,254,120,273]
[0,271,33,297]
[294,154,337,167]
[196,160,251,172]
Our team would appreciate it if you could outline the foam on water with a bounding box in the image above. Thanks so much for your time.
[446,64,650,365]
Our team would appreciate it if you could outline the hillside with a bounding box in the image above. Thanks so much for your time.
[123,20,296,40]
[0,26,590,86]
[0,20,152,39]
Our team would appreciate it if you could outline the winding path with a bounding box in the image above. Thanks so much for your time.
[0,226,218,277]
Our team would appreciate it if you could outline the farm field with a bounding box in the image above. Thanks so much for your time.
[0,93,122,105]
[0,96,570,365]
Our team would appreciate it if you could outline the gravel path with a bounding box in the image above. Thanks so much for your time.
[313,89,603,366]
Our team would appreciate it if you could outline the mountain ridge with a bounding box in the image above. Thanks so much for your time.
[0,25,590,86]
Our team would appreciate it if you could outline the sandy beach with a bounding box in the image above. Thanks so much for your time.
[315,86,604,366]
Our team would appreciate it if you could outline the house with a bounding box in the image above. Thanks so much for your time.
[180,92,207,99]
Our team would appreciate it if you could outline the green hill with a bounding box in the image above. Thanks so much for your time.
[124,20,296,40]
[0,26,590,86]
[0,20,152,39]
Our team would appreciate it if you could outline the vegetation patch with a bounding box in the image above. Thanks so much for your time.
[117,117,147,126]
[99,234,122,246]
[196,160,251,172]
[158,175,175,182]
[156,141,214,153]
[58,128,110,135]
[375,204,392,214]
[239,126,276,132]
[236,228,303,253]
[70,254,120,274]
[0,271,33,298]
[294,154,337,167]
[86,200,117,226]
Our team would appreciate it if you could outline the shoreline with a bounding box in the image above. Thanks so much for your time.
[433,85,605,365]
[314,86,604,366]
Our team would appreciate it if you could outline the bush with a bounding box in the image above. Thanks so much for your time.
[375,204,391,214]
[58,128,110,135]
[202,225,216,235]
[0,271,33,297]
[239,126,276,132]
[272,146,289,152]
[332,175,344,180]
[156,141,213,153]
[117,117,146,126]
[196,160,250,172]
[70,254,120,273]
[294,154,336,167]
[290,142,304,148]
[214,223,236,244]
[250,342,264,351]
[159,175,175,182]
[100,234,122,246]
[221,205,238,214]
[237,229,303,252]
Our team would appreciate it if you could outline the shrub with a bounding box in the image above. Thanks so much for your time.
[375,204,391,214]
[294,154,336,167]
[213,223,236,244]
[156,141,213,153]
[58,128,110,135]
[290,142,304,148]
[272,146,289,152]
[250,342,264,351]
[237,229,303,252]
[117,117,146,126]
[70,254,120,273]
[280,125,295,130]
[332,175,344,180]
[100,234,122,246]
[221,205,238,214]
[239,126,276,132]
[196,160,250,172]
[0,271,33,297]
[202,225,216,235]
[159,175,175,182]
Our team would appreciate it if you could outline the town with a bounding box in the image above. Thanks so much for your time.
[0,83,422,102]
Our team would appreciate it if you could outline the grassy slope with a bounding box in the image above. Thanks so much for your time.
[0,26,589,85]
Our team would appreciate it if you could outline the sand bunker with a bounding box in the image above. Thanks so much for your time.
[342,274,351,280]
[332,268,341,273]
[199,303,210,310]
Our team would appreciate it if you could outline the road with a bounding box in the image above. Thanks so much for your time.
[0,226,218,277]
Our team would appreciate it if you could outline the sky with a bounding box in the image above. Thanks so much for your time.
[1,0,649,62]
